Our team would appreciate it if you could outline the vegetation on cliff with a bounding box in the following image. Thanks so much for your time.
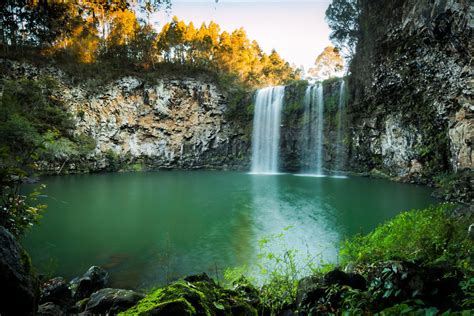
[1,1,298,88]
[0,76,92,237]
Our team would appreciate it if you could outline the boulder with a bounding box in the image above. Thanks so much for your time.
[323,269,350,286]
[0,226,38,316]
[347,273,367,290]
[37,302,63,315]
[84,288,145,314]
[296,275,324,306]
[232,276,261,306]
[69,266,108,300]
[297,270,367,311]
[39,277,73,306]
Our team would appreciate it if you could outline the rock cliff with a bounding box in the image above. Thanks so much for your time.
[347,0,472,193]
[1,59,251,172]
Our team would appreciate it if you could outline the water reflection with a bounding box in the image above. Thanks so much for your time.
[249,174,339,280]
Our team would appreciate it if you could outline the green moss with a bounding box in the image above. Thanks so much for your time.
[105,149,122,172]
[322,76,340,87]
[324,93,339,113]
[120,288,163,315]
[121,277,257,316]
[19,247,33,274]
[121,297,196,316]
[128,163,144,172]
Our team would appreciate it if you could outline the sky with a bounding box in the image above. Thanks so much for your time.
[152,0,333,71]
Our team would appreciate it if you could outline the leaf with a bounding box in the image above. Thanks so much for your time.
[401,305,414,313]
[213,302,225,310]
[383,289,393,298]
[425,307,439,316]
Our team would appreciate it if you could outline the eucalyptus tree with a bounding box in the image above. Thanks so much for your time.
[325,0,361,58]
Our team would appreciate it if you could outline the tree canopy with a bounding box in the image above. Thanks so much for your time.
[325,0,361,58]
[307,46,344,81]
[1,1,297,86]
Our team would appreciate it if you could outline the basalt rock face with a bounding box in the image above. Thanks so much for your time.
[1,59,251,173]
[348,0,473,191]
[280,80,348,173]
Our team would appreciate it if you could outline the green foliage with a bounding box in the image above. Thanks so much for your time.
[105,149,122,172]
[340,204,473,272]
[258,250,299,313]
[222,78,253,123]
[324,93,339,113]
[0,78,96,169]
[225,227,319,314]
[325,0,361,58]
[309,46,344,80]
[379,303,439,315]
[281,80,308,127]
[74,134,97,157]
[0,142,46,237]
[2,2,299,88]
[460,277,474,308]
[0,175,46,237]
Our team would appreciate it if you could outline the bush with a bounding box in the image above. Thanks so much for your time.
[340,204,473,272]
[0,147,46,237]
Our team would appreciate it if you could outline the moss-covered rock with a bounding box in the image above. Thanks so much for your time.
[120,273,257,316]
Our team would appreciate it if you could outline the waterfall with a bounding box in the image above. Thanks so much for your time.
[251,86,285,174]
[301,83,325,175]
[334,80,346,175]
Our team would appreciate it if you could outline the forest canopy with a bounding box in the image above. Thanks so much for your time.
[0,0,298,86]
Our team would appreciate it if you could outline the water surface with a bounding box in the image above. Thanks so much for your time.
[23,171,436,288]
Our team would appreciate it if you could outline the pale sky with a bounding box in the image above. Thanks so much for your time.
[152,0,333,70]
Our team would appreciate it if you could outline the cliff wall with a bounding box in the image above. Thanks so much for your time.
[347,0,472,187]
[1,59,251,172]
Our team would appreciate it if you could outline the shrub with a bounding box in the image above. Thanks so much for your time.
[0,147,46,237]
[339,204,473,273]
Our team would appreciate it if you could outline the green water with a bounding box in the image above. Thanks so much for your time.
[23,171,436,289]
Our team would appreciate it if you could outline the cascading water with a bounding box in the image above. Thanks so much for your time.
[300,83,325,175]
[334,80,346,175]
[251,86,285,174]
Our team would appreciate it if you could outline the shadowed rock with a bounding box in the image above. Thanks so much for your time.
[0,227,38,316]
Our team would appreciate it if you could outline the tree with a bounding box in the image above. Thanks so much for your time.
[325,0,361,58]
[307,46,344,81]
[105,9,139,60]
[129,23,159,67]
